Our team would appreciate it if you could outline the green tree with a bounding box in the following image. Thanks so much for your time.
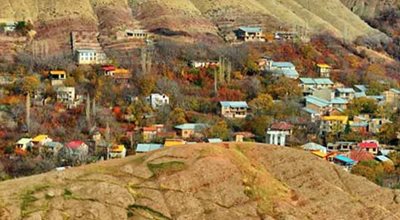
[170,108,186,125]
[245,115,273,138]
[249,93,273,115]
[346,97,378,118]
[265,77,302,100]
[209,120,230,140]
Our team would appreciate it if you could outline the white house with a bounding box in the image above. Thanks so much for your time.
[236,27,265,42]
[56,87,83,109]
[146,93,170,109]
[15,138,33,151]
[76,49,107,65]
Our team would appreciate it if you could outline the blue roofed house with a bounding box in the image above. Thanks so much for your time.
[220,101,249,118]
[330,97,348,110]
[333,155,355,168]
[268,62,299,79]
[136,143,163,153]
[335,88,356,100]
[304,96,331,115]
[175,123,208,139]
[299,78,333,96]
[236,27,265,42]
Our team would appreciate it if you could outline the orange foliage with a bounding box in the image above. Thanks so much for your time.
[0,95,24,105]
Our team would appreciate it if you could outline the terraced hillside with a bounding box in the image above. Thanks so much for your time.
[1,143,400,219]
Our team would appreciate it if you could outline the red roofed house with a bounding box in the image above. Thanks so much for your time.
[349,149,375,163]
[101,65,116,76]
[142,125,165,142]
[358,140,379,155]
[266,122,294,146]
[60,140,89,162]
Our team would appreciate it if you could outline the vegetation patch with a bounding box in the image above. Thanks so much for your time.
[127,204,171,220]
[147,161,187,176]
[20,185,49,217]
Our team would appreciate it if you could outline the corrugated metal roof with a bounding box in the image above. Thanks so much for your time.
[239,26,262,33]
[334,155,355,164]
[220,101,248,108]
[136,143,163,152]
[376,155,391,162]
[17,138,32,145]
[208,138,223,143]
[330,98,348,104]
[272,68,299,78]
[354,85,367,92]
[305,96,330,107]
[272,62,295,68]
[390,88,400,94]
[302,142,327,153]
[336,88,355,93]
[174,123,207,130]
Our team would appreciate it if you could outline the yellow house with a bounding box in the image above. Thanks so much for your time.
[316,63,331,78]
[49,70,67,86]
[32,135,52,145]
[164,139,186,147]
[320,116,348,134]
[109,145,127,158]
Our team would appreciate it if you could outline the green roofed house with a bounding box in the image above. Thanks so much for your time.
[236,26,265,42]
[175,123,208,139]
[219,101,249,118]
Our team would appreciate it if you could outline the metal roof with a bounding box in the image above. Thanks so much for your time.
[220,101,248,108]
[272,62,295,68]
[302,107,318,114]
[330,98,348,104]
[136,143,163,152]
[336,88,355,93]
[376,155,391,162]
[390,88,400,94]
[208,138,223,143]
[302,142,327,153]
[238,26,262,33]
[305,96,330,107]
[174,123,207,130]
[354,85,368,92]
[334,155,355,165]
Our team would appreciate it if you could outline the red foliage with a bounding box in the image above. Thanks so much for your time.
[215,87,245,101]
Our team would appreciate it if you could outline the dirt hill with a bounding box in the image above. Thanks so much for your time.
[0,0,390,53]
[1,143,400,219]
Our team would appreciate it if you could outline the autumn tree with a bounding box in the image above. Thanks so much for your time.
[21,75,40,94]
[346,97,378,118]
[265,77,302,100]
[209,120,230,140]
[169,108,187,125]
[351,160,385,184]
[249,93,273,115]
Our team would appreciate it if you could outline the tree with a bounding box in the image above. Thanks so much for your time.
[245,115,273,138]
[265,77,302,100]
[137,75,155,97]
[351,160,384,184]
[249,94,273,115]
[169,108,186,125]
[346,97,378,118]
[209,120,230,140]
[21,75,40,94]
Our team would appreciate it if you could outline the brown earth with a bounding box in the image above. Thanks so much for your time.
[0,143,400,219]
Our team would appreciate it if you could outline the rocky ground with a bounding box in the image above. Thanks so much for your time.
[0,143,400,219]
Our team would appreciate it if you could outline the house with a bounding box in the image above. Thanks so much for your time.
[101,65,116,76]
[269,62,299,79]
[41,141,63,157]
[333,155,355,168]
[320,116,348,135]
[3,21,16,32]
[61,141,89,161]
[49,70,67,86]
[56,87,83,109]
[76,49,107,65]
[32,135,52,145]
[316,64,331,78]
[174,123,207,139]
[299,78,334,95]
[301,142,327,153]
[305,96,331,115]
[235,27,265,42]
[219,101,249,118]
[330,97,348,110]
[349,149,374,163]
[358,140,379,155]
[369,118,391,134]
[375,155,393,164]
[164,139,186,147]
[207,138,223,143]
[312,151,328,159]
[189,60,219,68]
[109,145,127,158]
[125,29,148,39]
[383,88,400,106]
[113,68,131,85]
[350,121,369,134]
[15,138,33,152]
[327,141,356,152]
[266,122,293,146]
[335,88,356,100]
[234,132,255,142]
[142,125,165,142]
[136,143,163,153]
[146,93,170,109]
[274,31,298,41]
[354,85,368,93]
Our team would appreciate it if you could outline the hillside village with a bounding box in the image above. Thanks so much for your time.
[1,19,400,187]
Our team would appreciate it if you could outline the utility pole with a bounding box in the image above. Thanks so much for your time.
[86,93,91,126]
[214,68,218,96]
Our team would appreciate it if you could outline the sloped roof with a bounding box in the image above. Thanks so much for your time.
[334,155,355,165]
[336,88,355,93]
[354,85,367,92]
[50,70,66,75]
[66,141,85,149]
[208,138,223,143]
[136,143,162,152]
[32,135,49,142]
[305,96,330,107]
[17,138,32,145]
[220,101,248,108]
[316,63,331,68]
[330,98,348,104]
[376,155,392,162]
[272,62,295,68]
[390,88,400,94]
[174,123,207,131]
[359,141,379,149]
[302,142,327,153]
[111,145,126,153]
[271,122,293,131]
[349,149,374,162]
[238,26,262,33]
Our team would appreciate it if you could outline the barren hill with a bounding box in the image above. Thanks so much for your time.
[341,0,400,18]
[0,0,389,48]
[1,143,400,219]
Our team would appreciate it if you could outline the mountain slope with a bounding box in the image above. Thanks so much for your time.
[341,0,400,18]
[1,143,400,219]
